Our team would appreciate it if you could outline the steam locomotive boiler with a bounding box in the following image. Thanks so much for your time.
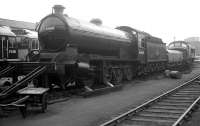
[37,5,139,90]
[37,5,169,91]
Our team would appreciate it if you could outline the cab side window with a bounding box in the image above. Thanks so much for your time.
[138,33,145,48]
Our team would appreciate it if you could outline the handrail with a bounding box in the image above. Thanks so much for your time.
[0,66,15,77]
[0,95,30,107]
[0,66,47,99]
[2,66,46,94]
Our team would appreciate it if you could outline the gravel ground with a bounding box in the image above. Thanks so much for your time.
[182,62,200,126]
[1,63,200,126]
[182,107,200,126]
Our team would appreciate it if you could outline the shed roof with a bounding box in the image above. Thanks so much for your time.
[0,18,36,30]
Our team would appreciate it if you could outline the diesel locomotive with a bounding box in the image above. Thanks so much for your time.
[36,5,194,90]
[168,41,195,65]
[0,26,39,62]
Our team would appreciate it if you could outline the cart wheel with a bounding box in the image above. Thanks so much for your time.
[41,93,48,113]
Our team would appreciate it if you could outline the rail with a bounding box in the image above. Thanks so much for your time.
[100,74,200,126]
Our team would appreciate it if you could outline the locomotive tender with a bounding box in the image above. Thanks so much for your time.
[36,5,194,90]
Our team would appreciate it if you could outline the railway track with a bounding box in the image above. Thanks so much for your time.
[101,74,200,126]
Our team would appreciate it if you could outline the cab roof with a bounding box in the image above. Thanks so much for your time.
[0,26,16,37]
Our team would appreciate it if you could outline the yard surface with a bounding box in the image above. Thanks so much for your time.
[1,63,200,126]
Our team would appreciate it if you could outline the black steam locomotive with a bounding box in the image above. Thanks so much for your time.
[36,5,193,90]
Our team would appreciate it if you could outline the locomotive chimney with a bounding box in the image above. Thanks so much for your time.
[53,5,65,15]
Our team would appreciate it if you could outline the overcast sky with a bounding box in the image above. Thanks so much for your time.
[0,0,199,43]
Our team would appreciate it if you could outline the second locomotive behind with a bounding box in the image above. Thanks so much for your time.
[36,5,194,90]
[168,41,195,66]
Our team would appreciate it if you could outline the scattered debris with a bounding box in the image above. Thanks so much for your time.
[164,70,182,79]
